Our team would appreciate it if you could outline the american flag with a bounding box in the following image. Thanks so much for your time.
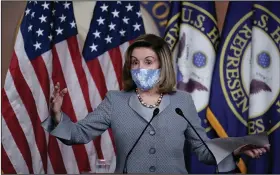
[2,1,144,174]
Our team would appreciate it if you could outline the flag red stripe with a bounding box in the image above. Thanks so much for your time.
[67,36,105,160]
[30,56,50,106]
[93,136,104,159]
[52,47,91,173]
[2,144,17,174]
[48,136,67,173]
[86,59,107,99]
[30,56,67,173]
[9,52,47,173]
[2,90,34,174]
[108,47,123,90]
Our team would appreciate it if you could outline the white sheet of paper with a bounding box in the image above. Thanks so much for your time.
[205,132,269,164]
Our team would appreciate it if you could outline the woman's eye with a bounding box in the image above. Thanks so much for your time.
[146,60,152,65]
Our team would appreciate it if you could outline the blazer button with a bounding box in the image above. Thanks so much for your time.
[149,148,156,154]
[149,130,155,136]
[149,166,156,172]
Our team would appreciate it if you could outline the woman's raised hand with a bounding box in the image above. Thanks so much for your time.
[50,82,67,123]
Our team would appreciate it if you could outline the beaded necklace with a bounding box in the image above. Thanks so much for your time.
[135,88,163,108]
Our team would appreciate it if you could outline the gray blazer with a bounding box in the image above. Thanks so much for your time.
[41,90,236,173]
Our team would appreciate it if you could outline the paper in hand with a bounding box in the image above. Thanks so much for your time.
[205,132,269,164]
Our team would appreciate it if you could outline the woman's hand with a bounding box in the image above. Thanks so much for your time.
[50,82,67,123]
[233,144,270,158]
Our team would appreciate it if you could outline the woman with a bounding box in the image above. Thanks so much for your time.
[42,34,269,174]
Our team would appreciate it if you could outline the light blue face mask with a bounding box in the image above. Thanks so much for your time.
[130,68,161,91]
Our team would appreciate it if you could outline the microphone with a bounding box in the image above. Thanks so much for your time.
[123,108,160,174]
[175,108,219,173]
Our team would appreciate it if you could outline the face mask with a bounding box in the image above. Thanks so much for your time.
[130,68,161,91]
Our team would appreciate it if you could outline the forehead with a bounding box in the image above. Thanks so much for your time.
[131,47,157,58]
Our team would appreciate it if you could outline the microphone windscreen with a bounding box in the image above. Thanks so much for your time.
[175,108,183,115]
[153,108,160,116]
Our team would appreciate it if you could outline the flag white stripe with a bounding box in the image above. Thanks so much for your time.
[119,42,130,66]
[16,31,59,173]
[98,52,120,91]
[55,41,89,120]
[2,117,29,174]
[41,50,79,174]
[47,156,54,174]
[41,50,53,110]
[39,51,52,149]
[55,40,97,172]
[4,71,44,174]
[77,36,102,109]
[43,45,80,174]
[15,31,49,123]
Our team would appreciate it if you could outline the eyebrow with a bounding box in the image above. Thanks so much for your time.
[131,56,155,60]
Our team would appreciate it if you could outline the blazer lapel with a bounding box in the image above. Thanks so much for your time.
[128,93,171,124]
[129,93,152,123]
[158,94,170,114]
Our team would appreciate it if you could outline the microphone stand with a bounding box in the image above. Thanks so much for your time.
[175,108,219,173]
